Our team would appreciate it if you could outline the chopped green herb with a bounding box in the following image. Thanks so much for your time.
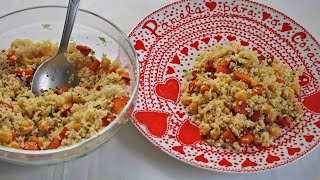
[258,129,264,137]
[236,62,243,66]
[21,96,30,99]
[94,104,101,109]
[99,37,107,43]
[90,56,95,62]
[183,69,187,73]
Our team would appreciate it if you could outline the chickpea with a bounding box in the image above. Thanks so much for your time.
[199,122,210,135]
[74,123,82,131]
[269,126,281,138]
[235,90,248,101]
[20,120,32,135]
[116,68,124,75]
[209,129,220,140]
[38,120,49,133]
[235,81,246,89]
[100,58,111,71]
[181,96,192,106]
[262,104,273,115]
[0,130,12,143]
[253,133,262,144]
[222,107,231,115]
[8,141,20,149]
[268,85,276,92]
[281,89,294,100]
[188,102,198,114]
[72,93,83,103]
[251,78,259,87]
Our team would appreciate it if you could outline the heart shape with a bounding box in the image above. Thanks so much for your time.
[166,66,175,74]
[155,78,180,103]
[281,22,293,32]
[242,158,258,167]
[287,147,300,156]
[134,40,147,51]
[176,111,185,118]
[134,111,169,138]
[219,158,233,167]
[195,154,208,163]
[171,55,181,64]
[266,154,280,163]
[178,120,202,145]
[302,92,320,113]
[227,35,236,41]
[172,146,185,154]
[304,135,314,142]
[201,37,210,44]
[315,121,320,129]
[262,12,271,21]
[240,40,249,46]
[181,47,188,56]
[205,2,217,11]
[299,74,310,86]
[214,35,223,42]
[190,41,200,50]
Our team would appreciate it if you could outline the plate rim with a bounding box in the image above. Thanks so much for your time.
[128,0,320,173]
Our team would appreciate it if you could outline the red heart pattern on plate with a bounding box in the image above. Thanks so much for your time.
[134,111,169,138]
[178,120,202,145]
[155,78,180,103]
[130,0,320,173]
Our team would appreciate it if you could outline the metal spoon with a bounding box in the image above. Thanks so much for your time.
[31,0,80,96]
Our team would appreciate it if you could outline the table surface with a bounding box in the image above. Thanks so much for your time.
[0,0,319,180]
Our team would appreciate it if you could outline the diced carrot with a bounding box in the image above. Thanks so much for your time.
[46,138,61,150]
[15,69,34,77]
[89,59,101,72]
[238,133,253,146]
[252,86,263,95]
[200,85,210,94]
[106,68,116,74]
[221,130,236,144]
[249,111,262,122]
[215,66,231,74]
[61,86,69,92]
[188,79,197,93]
[234,72,250,84]
[12,132,17,141]
[75,45,91,56]
[204,60,214,72]
[59,127,69,140]
[112,97,130,114]
[107,114,117,121]
[60,103,73,117]
[258,55,265,63]
[37,140,43,149]
[102,114,116,127]
[0,100,14,110]
[101,117,110,127]
[7,58,16,66]
[276,78,285,84]
[235,100,248,115]
[277,116,293,127]
[24,142,39,150]
[121,72,131,85]
[191,71,198,80]
[220,60,230,68]
[7,50,15,58]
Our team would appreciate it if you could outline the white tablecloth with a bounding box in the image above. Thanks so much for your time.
[0,0,319,180]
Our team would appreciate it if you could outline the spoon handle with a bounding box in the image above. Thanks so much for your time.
[58,0,81,54]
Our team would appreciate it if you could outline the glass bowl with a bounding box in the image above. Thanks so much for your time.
[0,6,139,165]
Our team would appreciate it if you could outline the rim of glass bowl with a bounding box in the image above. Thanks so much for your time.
[0,6,140,155]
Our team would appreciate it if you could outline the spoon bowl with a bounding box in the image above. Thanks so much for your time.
[31,0,80,95]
